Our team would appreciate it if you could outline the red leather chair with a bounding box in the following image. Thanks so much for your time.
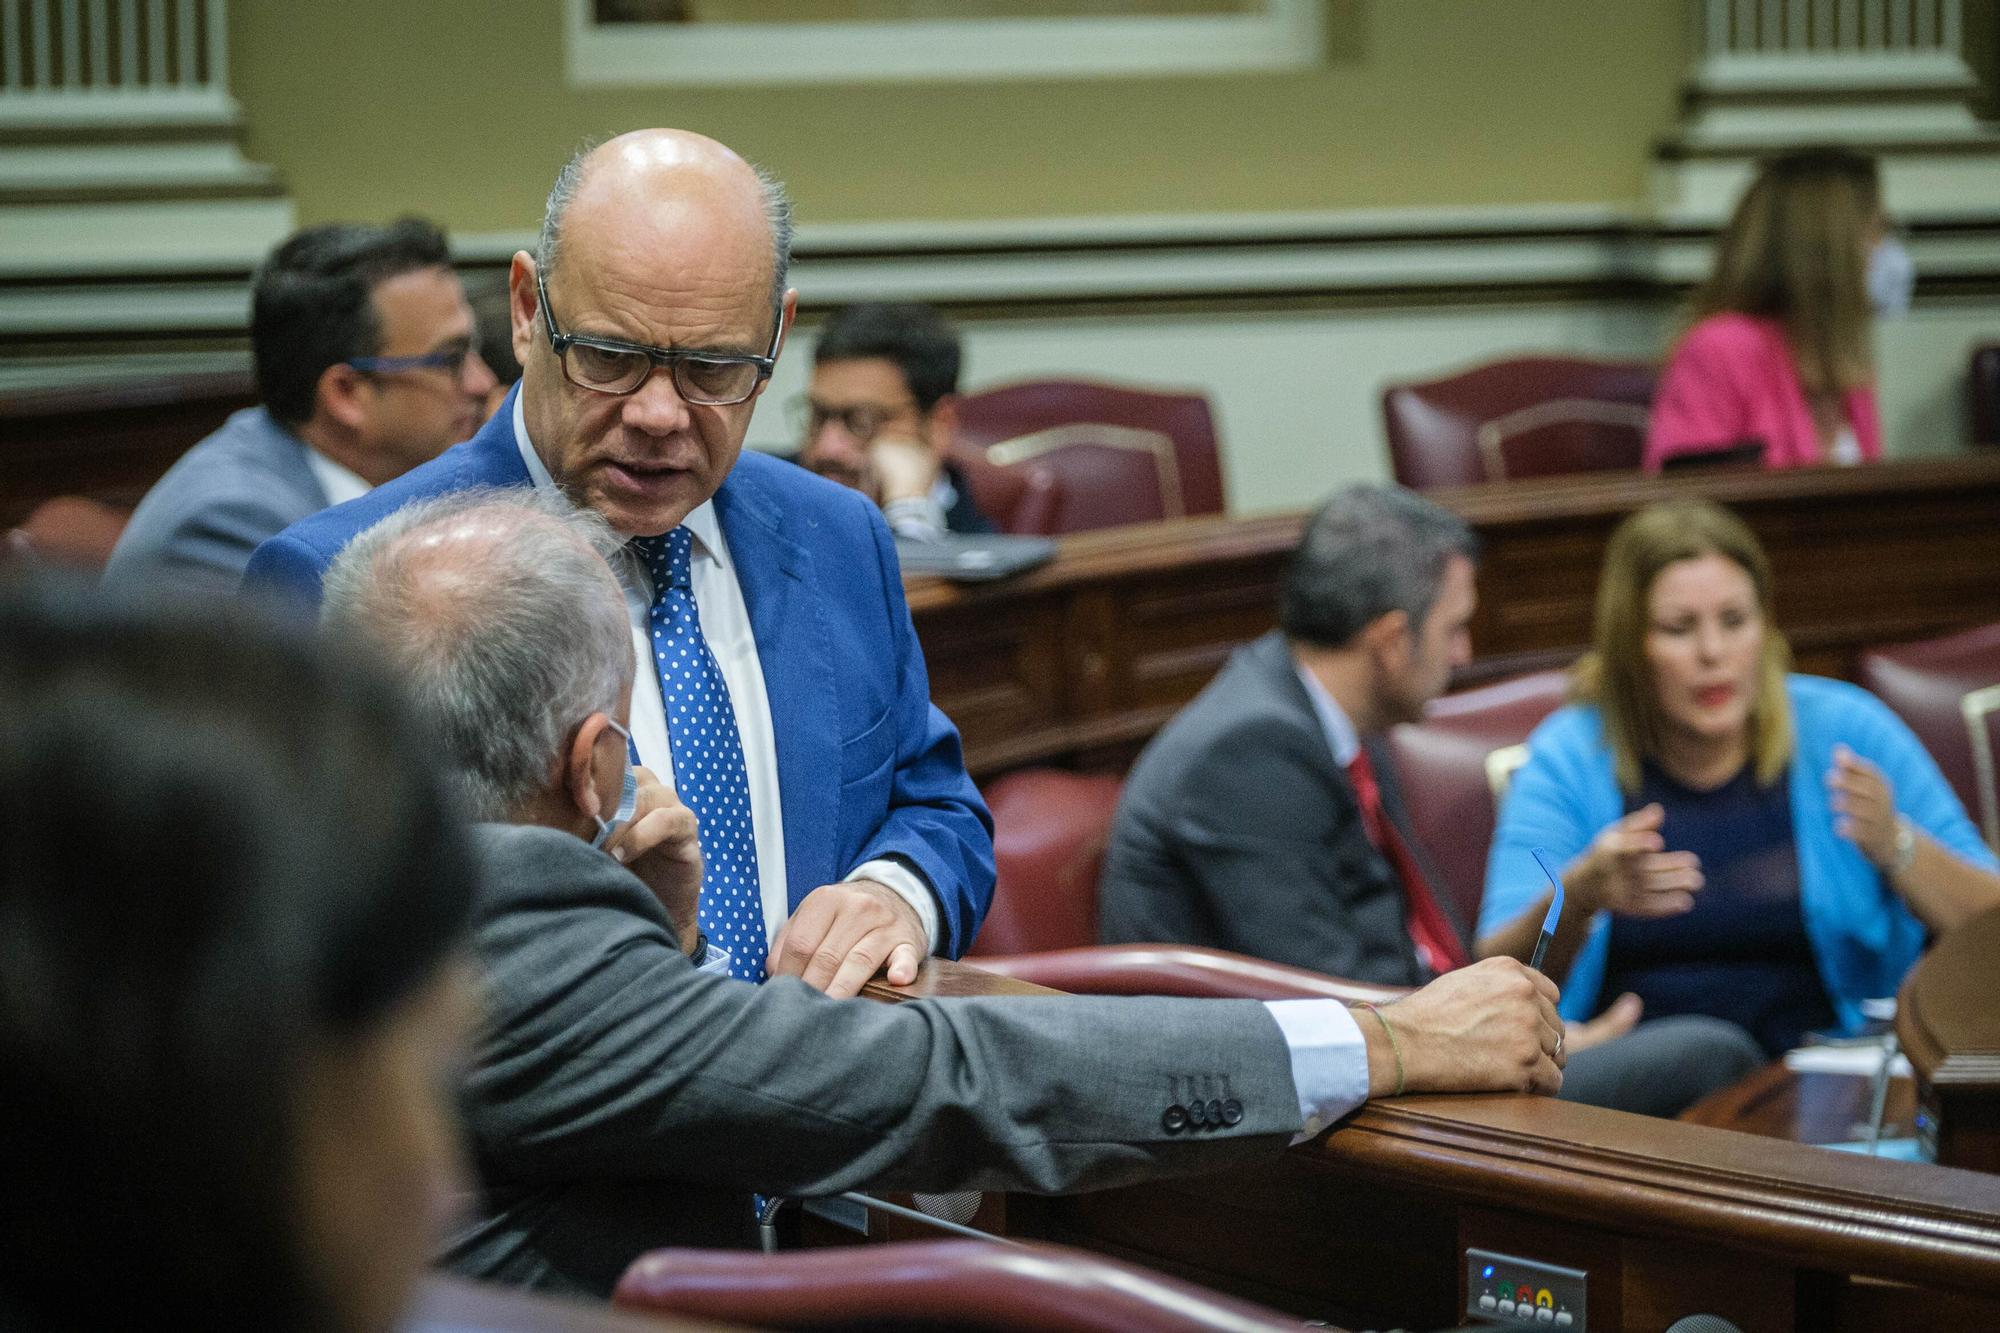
[949,379,1225,535]
[974,943,1407,1006]
[1385,669,1571,929]
[1858,623,2000,852]
[615,1239,1335,1332]
[969,768,1124,957]
[2,496,131,572]
[1381,356,1658,490]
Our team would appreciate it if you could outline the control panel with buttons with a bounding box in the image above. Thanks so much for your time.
[1465,1248,1585,1330]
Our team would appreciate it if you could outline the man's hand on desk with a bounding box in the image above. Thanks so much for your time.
[607,767,705,959]
[1365,957,1566,1097]
[769,879,928,998]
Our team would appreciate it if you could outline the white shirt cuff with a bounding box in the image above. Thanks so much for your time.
[1261,999,1370,1143]
[694,943,734,978]
[882,495,949,542]
[848,856,944,953]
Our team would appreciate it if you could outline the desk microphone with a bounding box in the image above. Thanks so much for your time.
[1527,848,1566,974]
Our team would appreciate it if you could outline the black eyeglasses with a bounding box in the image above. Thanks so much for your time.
[788,395,922,444]
[347,343,479,378]
[537,270,780,405]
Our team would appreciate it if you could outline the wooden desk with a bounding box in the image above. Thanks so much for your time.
[1901,904,2000,1172]
[1680,1063,1917,1146]
[912,457,2000,778]
[877,960,2000,1332]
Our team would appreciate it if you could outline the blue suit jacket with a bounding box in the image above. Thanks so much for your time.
[244,391,995,955]
[105,406,331,598]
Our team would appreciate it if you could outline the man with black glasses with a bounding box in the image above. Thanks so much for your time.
[795,302,995,539]
[246,130,992,1000]
[106,218,497,595]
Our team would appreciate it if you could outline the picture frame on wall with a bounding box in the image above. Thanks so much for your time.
[567,0,1324,85]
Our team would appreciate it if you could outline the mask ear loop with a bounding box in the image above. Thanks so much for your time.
[591,765,641,850]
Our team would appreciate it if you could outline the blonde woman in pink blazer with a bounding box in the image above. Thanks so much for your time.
[1645,149,1912,473]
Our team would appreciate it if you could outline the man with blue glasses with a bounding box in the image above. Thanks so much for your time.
[248,130,992,1000]
[106,218,498,596]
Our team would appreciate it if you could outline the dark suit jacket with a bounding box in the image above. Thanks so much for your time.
[1097,631,1470,987]
[940,459,997,534]
[448,823,1306,1296]
[242,388,994,955]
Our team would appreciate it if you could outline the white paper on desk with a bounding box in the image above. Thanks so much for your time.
[1783,1045,1913,1078]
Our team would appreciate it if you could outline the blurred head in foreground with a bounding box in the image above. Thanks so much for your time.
[0,576,478,1332]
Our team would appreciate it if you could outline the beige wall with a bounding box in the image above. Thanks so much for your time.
[230,1,1689,233]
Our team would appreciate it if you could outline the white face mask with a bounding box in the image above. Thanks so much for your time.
[588,718,640,850]
[1867,237,1915,319]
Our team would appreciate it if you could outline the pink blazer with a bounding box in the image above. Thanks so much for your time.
[1643,312,1881,472]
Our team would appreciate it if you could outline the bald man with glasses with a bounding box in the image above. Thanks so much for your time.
[246,130,993,1000]
[106,218,498,596]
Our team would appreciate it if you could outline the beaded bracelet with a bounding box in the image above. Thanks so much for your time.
[1354,1001,1406,1097]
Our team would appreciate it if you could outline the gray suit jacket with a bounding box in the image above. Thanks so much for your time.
[104,407,329,596]
[447,823,1305,1297]
[1097,631,1468,988]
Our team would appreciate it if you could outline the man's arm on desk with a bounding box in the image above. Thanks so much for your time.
[467,828,1567,1204]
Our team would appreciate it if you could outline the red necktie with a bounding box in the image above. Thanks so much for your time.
[1346,746,1470,976]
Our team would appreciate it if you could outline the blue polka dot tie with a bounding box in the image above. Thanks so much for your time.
[633,528,767,983]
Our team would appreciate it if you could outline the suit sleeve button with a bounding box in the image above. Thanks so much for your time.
[1162,1105,1188,1133]
[1220,1099,1244,1126]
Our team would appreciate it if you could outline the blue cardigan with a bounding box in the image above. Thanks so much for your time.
[1480,675,1997,1032]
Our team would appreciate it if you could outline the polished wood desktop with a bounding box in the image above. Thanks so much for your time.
[911,455,2000,778]
[868,959,2000,1332]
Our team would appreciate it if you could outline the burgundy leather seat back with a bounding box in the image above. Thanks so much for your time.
[1385,669,1571,929]
[615,1239,1331,1332]
[973,943,1407,1005]
[1,496,131,573]
[1974,342,2000,447]
[951,379,1225,535]
[1381,356,1658,490]
[969,769,1124,956]
[1858,623,2000,851]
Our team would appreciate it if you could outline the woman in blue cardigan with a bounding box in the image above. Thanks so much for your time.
[1478,500,2000,1056]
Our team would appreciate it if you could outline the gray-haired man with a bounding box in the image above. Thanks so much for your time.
[323,489,1570,1297]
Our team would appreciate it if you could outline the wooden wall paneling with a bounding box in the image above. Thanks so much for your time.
[914,589,1070,778]
[1828,1276,2000,1332]
[1615,1234,1795,1332]
[915,458,2000,778]
[0,372,254,526]
[1011,1163,1463,1333]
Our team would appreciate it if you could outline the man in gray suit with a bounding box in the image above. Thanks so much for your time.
[104,219,497,594]
[320,489,1567,1298]
[1099,485,1764,1116]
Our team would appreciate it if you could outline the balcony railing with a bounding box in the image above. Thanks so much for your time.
[0,0,232,119]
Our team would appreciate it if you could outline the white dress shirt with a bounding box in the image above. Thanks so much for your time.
[511,397,942,952]
[304,447,371,508]
[1295,661,1361,768]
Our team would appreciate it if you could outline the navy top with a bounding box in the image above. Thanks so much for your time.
[1601,760,1836,1057]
